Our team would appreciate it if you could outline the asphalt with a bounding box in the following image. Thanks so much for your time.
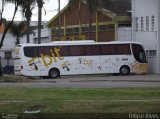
[0,74,160,88]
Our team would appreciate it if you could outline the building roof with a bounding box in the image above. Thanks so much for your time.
[48,0,131,26]
[98,0,131,16]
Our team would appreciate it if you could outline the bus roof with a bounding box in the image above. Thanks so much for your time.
[19,40,142,47]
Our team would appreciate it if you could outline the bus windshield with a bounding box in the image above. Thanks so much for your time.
[132,44,147,63]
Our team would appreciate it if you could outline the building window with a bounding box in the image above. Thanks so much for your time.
[146,16,149,31]
[74,27,79,33]
[99,24,114,31]
[52,29,56,35]
[141,17,144,31]
[151,16,155,31]
[136,17,138,31]
[4,51,12,59]
[108,24,114,30]
[99,25,107,31]
[146,50,156,57]
[66,28,73,34]
[82,27,88,32]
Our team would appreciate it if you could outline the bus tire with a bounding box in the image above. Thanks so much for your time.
[120,65,130,75]
[49,68,60,79]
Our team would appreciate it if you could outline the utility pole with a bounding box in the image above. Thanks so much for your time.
[58,0,61,40]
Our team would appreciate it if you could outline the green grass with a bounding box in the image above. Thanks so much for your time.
[0,88,160,113]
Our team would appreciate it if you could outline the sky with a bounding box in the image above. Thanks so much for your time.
[0,0,68,21]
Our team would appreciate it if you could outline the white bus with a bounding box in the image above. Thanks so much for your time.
[14,40,148,78]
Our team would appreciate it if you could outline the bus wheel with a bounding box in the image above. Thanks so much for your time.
[49,68,60,79]
[120,66,130,75]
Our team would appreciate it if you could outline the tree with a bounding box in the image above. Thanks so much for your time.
[9,21,26,45]
[9,21,35,45]
[0,0,21,49]
[20,0,46,44]
[20,0,36,43]
[36,0,44,44]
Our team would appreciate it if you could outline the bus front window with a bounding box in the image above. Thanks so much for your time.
[132,44,147,63]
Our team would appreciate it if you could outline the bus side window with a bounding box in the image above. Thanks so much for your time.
[37,46,53,57]
[85,45,100,56]
[24,47,37,57]
[116,44,131,55]
[59,46,70,57]
[70,45,85,56]
[101,45,116,55]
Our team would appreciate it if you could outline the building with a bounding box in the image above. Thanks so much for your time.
[48,0,131,42]
[132,0,160,73]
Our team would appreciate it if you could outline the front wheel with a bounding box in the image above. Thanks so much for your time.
[49,68,60,79]
[120,66,130,75]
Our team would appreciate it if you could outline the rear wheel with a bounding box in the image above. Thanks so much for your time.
[49,68,60,79]
[120,66,130,75]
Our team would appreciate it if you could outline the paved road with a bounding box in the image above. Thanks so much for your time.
[0,74,160,88]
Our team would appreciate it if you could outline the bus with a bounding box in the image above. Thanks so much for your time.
[13,40,148,78]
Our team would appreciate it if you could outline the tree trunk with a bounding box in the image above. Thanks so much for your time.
[26,19,30,43]
[37,0,43,44]
[0,56,2,76]
[0,4,18,48]
[0,2,18,76]
[26,1,31,43]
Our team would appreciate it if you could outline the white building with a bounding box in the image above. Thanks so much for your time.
[132,0,160,73]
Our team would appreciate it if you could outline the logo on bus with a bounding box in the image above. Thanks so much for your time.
[28,47,64,70]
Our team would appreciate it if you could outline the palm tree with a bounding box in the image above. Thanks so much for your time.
[20,0,46,44]
[36,0,44,44]
[20,0,36,43]
[9,21,34,45]
[9,21,26,45]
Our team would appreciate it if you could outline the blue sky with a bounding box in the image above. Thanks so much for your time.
[1,0,68,21]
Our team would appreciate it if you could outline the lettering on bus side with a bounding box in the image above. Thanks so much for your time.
[27,47,64,70]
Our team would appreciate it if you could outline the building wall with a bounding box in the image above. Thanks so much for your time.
[50,3,116,42]
[157,0,160,74]
[132,0,160,73]
[118,27,132,41]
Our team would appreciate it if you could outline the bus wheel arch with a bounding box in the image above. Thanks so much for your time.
[48,68,60,79]
[119,65,130,75]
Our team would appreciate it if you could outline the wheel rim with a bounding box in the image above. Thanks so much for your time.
[121,67,129,75]
[50,69,58,78]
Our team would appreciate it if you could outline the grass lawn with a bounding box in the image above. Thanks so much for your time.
[0,88,160,114]
[0,75,30,82]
